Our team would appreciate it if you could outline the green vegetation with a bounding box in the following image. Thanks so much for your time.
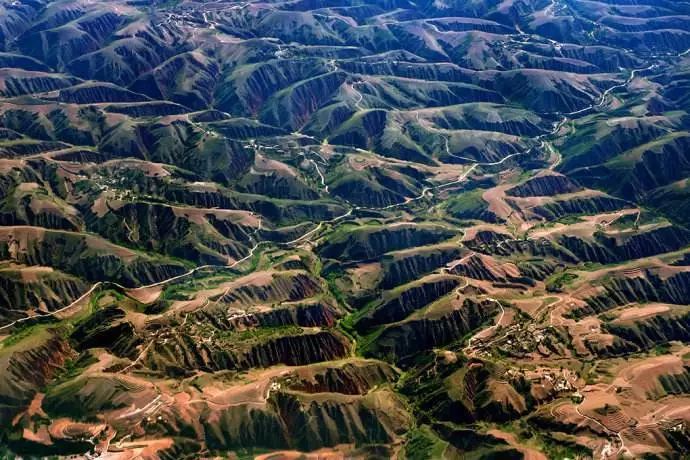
[556,215,585,225]
[5,0,690,457]
[0,288,113,350]
[0,323,53,350]
[402,426,448,460]
[443,189,490,221]
[653,342,672,356]
[546,272,578,292]
[160,272,237,301]
[43,353,97,394]
[217,325,305,344]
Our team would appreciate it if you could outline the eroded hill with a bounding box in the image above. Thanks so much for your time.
[2,0,690,458]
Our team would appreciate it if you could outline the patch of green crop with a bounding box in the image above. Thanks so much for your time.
[556,215,585,225]
[403,426,448,460]
[546,272,578,292]
[0,323,52,350]
[443,189,488,220]
[217,325,304,344]
[44,353,97,393]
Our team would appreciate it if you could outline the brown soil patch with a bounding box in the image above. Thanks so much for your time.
[482,184,520,223]
[126,285,163,304]
[254,444,357,460]
[614,304,671,322]
[14,266,55,282]
[488,429,547,460]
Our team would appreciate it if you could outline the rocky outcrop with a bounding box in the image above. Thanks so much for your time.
[329,164,425,208]
[57,82,151,104]
[603,308,690,352]
[450,253,533,285]
[190,271,329,330]
[516,260,561,281]
[0,269,87,322]
[209,118,287,139]
[490,70,612,114]
[0,52,49,72]
[365,299,498,360]
[70,306,142,358]
[282,360,398,395]
[260,71,348,131]
[237,171,318,201]
[201,301,340,331]
[222,271,322,306]
[269,389,409,451]
[403,358,530,425]
[0,333,75,426]
[531,195,631,221]
[85,201,254,265]
[584,335,639,357]
[355,275,460,332]
[0,205,79,231]
[145,330,350,375]
[104,101,189,117]
[203,388,410,452]
[380,245,462,289]
[0,69,80,96]
[467,233,578,264]
[432,424,522,458]
[560,225,690,265]
[445,190,500,223]
[658,367,690,398]
[0,140,71,157]
[576,270,690,317]
[318,224,455,262]
[218,58,329,116]
[160,185,346,226]
[130,51,219,110]
[0,227,188,287]
[506,173,582,197]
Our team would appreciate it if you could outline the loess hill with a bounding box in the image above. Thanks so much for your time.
[2,0,690,458]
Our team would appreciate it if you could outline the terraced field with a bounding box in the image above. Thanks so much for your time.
[2,0,690,458]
